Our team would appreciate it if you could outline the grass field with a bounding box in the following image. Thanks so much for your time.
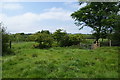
[2,42,119,78]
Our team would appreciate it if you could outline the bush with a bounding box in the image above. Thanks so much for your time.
[1,27,13,55]
[27,34,37,41]
[2,34,10,52]
[53,29,83,47]
[69,34,83,45]
[59,34,83,47]
[53,29,67,43]
[59,34,70,47]
[35,33,53,49]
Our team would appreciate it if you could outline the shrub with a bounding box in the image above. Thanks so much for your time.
[27,34,37,41]
[41,30,51,34]
[69,34,83,45]
[2,34,10,52]
[59,34,70,47]
[53,29,67,43]
[53,29,82,47]
[35,33,53,49]
[59,34,83,47]
[1,27,13,55]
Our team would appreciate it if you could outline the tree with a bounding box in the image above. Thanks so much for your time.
[14,33,25,42]
[0,23,12,55]
[53,29,67,44]
[71,2,119,43]
[35,33,53,49]
[59,34,69,47]
[27,34,36,41]
[69,34,83,45]
[53,29,83,47]
[112,15,120,46]
[41,30,50,34]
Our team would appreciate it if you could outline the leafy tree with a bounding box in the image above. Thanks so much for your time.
[0,23,12,55]
[59,34,69,47]
[100,30,107,42]
[112,15,120,46]
[26,34,36,41]
[59,34,83,47]
[9,34,15,42]
[71,2,119,43]
[41,30,50,34]
[53,29,67,44]
[35,33,53,48]
[69,34,83,45]
[53,29,84,47]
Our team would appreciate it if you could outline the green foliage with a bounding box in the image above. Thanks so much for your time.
[69,34,83,44]
[59,34,69,47]
[53,29,69,47]
[53,29,84,47]
[2,33,10,53]
[1,27,12,55]
[60,34,83,47]
[111,15,120,46]
[82,34,95,39]
[35,33,53,48]
[2,42,119,78]
[71,2,119,42]
[10,33,29,42]
[53,29,67,43]
[41,30,51,34]
[26,34,36,41]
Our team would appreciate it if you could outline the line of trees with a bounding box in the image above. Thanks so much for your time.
[0,26,85,54]
[1,2,120,55]
[29,29,84,48]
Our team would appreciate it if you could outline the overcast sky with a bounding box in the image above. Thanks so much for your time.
[0,2,92,34]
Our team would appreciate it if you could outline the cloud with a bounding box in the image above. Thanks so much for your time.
[64,2,79,9]
[0,7,73,33]
[64,2,87,10]
[0,3,23,10]
[2,0,78,2]
[41,7,72,20]
[0,7,92,34]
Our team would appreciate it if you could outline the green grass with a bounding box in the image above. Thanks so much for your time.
[82,38,108,44]
[2,42,119,78]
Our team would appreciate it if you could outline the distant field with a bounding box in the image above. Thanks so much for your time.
[83,38,108,44]
[2,42,119,78]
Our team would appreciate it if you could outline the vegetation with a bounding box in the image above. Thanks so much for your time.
[2,42,119,78]
[112,15,120,46]
[71,2,119,43]
[0,23,13,55]
[1,1,120,79]
[35,32,53,49]
[52,29,67,46]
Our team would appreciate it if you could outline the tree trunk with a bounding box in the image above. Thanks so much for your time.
[96,39,99,43]
[95,37,100,47]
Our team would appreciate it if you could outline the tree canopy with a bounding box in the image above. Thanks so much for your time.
[71,2,119,42]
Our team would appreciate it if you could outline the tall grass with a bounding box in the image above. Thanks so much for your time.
[2,42,119,78]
